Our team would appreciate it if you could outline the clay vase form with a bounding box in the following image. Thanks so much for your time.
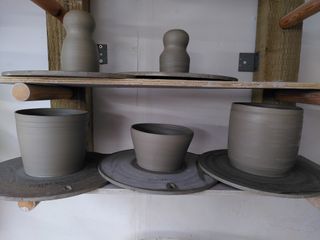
[131,123,194,172]
[160,29,190,73]
[61,10,99,72]
[15,108,88,177]
[228,103,303,177]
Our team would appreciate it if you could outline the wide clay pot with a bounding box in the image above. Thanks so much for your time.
[228,103,303,177]
[15,108,88,177]
[131,123,194,172]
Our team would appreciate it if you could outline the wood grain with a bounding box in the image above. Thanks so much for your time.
[280,0,320,29]
[1,76,320,90]
[275,90,320,105]
[31,0,67,22]
[12,83,73,101]
[252,0,303,102]
[18,201,39,211]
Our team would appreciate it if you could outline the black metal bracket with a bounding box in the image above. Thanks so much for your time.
[238,52,259,72]
[97,44,108,65]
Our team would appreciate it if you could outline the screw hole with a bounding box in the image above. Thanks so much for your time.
[64,185,72,191]
[166,182,177,190]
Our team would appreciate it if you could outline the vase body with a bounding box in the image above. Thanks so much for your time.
[228,103,303,177]
[61,10,99,72]
[160,29,190,73]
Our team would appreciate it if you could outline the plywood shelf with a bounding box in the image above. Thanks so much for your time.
[1,76,320,90]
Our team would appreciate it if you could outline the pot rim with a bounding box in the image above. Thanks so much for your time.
[232,102,303,114]
[131,123,193,137]
[15,108,88,117]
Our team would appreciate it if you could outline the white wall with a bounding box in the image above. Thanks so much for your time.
[0,0,49,161]
[1,1,320,240]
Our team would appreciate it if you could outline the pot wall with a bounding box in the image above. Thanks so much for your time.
[15,109,88,177]
[228,103,303,177]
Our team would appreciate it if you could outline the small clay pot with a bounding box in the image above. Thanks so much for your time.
[131,123,193,172]
[15,108,88,177]
[228,103,303,177]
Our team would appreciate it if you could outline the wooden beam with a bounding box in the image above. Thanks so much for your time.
[275,90,320,105]
[18,0,92,210]
[252,0,303,103]
[31,0,66,22]
[280,0,320,29]
[12,83,73,101]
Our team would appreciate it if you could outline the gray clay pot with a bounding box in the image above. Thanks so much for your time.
[61,10,99,72]
[15,108,88,177]
[160,29,190,73]
[131,123,193,172]
[228,103,303,177]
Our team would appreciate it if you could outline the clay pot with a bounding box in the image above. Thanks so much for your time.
[160,29,190,73]
[228,103,303,177]
[131,123,193,172]
[15,108,88,177]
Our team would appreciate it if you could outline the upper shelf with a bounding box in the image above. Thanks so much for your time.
[1,76,320,90]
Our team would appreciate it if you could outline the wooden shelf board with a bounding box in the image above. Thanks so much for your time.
[1,76,320,90]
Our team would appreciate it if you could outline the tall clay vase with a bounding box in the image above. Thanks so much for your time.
[131,123,194,172]
[160,29,190,73]
[15,108,88,177]
[228,103,303,177]
[61,10,99,72]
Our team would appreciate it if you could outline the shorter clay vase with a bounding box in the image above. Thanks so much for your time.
[15,108,88,177]
[131,123,193,172]
[228,103,303,177]
[160,29,190,73]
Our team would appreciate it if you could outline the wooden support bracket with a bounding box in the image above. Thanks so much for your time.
[275,90,320,105]
[307,196,320,209]
[12,83,73,101]
[280,0,320,29]
[31,0,67,22]
[18,201,39,212]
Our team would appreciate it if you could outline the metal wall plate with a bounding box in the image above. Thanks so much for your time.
[97,44,108,64]
[238,52,259,72]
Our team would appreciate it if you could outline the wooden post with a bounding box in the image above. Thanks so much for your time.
[19,0,92,209]
[252,0,303,103]
[46,0,93,151]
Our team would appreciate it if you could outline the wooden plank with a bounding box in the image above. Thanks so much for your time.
[1,76,320,90]
[280,0,320,29]
[252,0,303,102]
[275,90,320,105]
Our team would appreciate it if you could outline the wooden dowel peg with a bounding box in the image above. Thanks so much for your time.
[275,90,320,105]
[280,0,320,29]
[31,0,67,22]
[18,201,39,212]
[307,197,320,209]
[12,83,74,101]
